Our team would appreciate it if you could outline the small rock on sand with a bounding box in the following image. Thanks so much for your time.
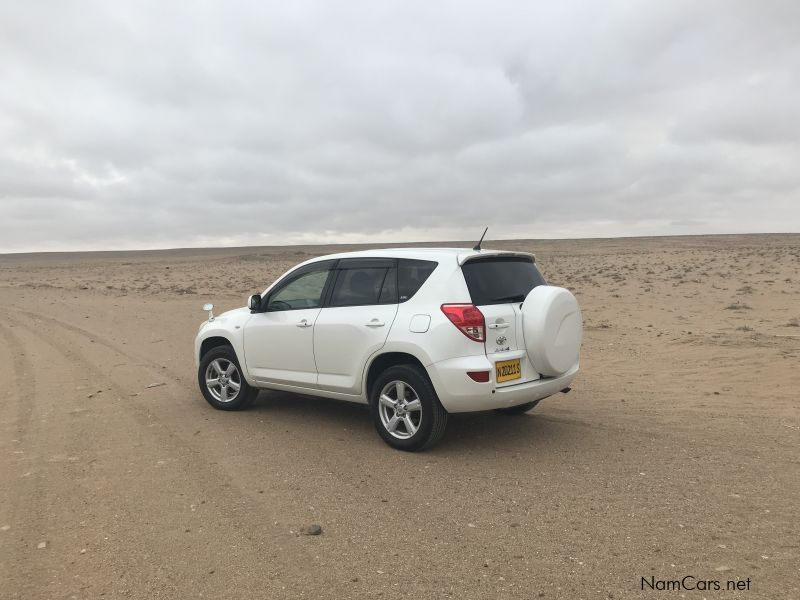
[37,541,47,549]
[302,524,322,536]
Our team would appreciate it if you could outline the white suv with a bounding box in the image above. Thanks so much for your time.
[194,248,582,450]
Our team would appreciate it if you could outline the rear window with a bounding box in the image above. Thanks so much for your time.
[398,259,437,302]
[461,256,546,305]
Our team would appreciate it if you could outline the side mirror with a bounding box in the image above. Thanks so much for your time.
[249,294,262,312]
[202,303,214,321]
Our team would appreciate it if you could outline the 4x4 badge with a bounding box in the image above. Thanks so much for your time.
[496,335,507,345]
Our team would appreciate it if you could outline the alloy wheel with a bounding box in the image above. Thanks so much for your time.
[204,358,242,403]
[377,380,422,440]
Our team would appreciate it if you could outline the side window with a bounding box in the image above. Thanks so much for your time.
[378,267,397,304]
[267,270,330,311]
[329,258,397,307]
[330,268,387,307]
[398,259,437,302]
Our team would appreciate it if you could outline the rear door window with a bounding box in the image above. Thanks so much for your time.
[461,256,546,305]
[329,258,395,307]
[398,259,437,302]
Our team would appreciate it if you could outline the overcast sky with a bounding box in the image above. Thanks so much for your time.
[1,1,799,252]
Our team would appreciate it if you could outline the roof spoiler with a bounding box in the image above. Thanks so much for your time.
[457,251,536,266]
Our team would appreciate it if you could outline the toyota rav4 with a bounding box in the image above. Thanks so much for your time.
[194,248,582,450]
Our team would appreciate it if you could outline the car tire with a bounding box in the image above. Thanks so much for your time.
[370,364,448,451]
[198,345,258,411]
[494,399,541,415]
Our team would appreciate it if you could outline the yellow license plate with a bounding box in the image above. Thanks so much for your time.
[495,359,521,383]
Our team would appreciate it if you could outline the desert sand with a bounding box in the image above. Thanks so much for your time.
[1,234,798,599]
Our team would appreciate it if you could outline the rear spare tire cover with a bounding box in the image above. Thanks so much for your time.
[521,286,582,377]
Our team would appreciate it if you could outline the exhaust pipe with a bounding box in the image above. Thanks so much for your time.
[560,387,571,394]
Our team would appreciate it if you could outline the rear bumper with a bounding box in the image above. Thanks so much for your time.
[427,357,578,413]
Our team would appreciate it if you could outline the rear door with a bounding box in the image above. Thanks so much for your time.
[461,256,547,385]
[314,258,399,395]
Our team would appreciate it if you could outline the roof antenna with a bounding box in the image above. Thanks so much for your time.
[473,227,488,251]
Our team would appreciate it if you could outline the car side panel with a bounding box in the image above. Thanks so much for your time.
[385,259,485,365]
[243,308,321,387]
[314,303,399,394]
[195,309,253,381]
[362,259,488,401]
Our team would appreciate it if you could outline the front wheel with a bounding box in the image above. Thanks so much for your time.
[198,345,258,411]
[370,365,448,451]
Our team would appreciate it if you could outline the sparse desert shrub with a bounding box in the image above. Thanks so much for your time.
[736,325,754,332]
[725,302,752,310]
[787,318,800,328]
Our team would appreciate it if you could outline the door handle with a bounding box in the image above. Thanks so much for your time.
[365,319,385,328]
[487,322,510,330]
[296,319,312,328]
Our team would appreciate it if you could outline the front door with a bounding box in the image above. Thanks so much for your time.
[243,262,334,387]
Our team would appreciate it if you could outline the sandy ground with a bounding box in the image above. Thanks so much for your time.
[0,234,798,599]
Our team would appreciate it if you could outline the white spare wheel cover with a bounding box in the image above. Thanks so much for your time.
[521,286,582,377]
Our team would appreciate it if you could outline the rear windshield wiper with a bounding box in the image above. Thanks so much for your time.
[490,293,526,303]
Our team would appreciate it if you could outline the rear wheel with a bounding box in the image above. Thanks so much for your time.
[370,365,447,451]
[494,399,541,415]
[198,345,258,411]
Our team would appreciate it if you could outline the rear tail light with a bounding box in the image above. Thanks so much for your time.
[467,371,490,383]
[441,304,485,342]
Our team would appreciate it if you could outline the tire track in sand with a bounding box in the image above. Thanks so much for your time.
[2,311,322,600]
[0,319,36,439]
[0,318,66,599]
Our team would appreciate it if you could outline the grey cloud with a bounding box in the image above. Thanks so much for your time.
[1,0,799,252]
